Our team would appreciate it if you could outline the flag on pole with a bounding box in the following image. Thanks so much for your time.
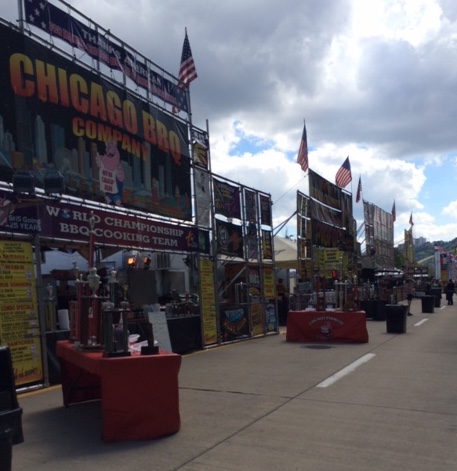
[409,212,414,225]
[296,121,308,172]
[355,176,362,203]
[392,200,396,222]
[335,156,352,188]
[173,29,197,113]
[178,29,197,86]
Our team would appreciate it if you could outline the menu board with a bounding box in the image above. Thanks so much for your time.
[0,241,43,386]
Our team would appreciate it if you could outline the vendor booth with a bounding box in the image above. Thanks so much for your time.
[0,3,279,396]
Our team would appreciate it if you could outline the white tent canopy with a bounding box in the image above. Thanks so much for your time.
[274,236,297,269]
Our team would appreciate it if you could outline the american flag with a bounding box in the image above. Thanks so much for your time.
[178,30,197,87]
[409,212,414,225]
[392,200,396,222]
[296,121,308,172]
[335,156,352,188]
[355,176,362,203]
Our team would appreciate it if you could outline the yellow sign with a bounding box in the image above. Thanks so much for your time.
[0,241,42,386]
[199,258,218,346]
[250,303,264,336]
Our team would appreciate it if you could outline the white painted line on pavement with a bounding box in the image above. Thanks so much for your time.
[316,353,376,388]
[414,319,429,327]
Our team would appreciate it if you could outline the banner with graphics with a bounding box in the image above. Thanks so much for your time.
[219,305,249,342]
[0,22,191,220]
[309,169,342,211]
[261,230,273,260]
[215,219,243,257]
[192,127,210,169]
[0,190,210,254]
[311,219,350,250]
[213,178,241,219]
[0,241,43,386]
[310,199,342,228]
[259,194,272,226]
[194,169,211,228]
[245,222,259,260]
[244,189,257,223]
[364,200,394,268]
[23,0,188,112]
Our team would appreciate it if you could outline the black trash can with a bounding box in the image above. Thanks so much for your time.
[385,304,408,334]
[431,288,442,308]
[0,347,24,471]
[361,300,375,319]
[421,295,435,313]
[0,428,12,471]
[373,300,388,321]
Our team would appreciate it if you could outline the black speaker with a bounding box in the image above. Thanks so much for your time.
[12,171,35,195]
[43,172,65,195]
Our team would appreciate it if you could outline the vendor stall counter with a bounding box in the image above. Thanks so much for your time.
[286,310,369,343]
[56,341,181,442]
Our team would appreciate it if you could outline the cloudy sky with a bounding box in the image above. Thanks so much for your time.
[2,0,457,247]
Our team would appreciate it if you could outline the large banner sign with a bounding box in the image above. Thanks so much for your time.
[194,169,211,228]
[310,199,342,228]
[192,127,209,169]
[312,219,352,250]
[23,0,188,112]
[244,189,257,223]
[0,190,210,254]
[363,201,394,245]
[215,219,243,257]
[364,200,394,268]
[213,178,241,219]
[309,169,342,211]
[0,23,192,220]
[259,194,272,226]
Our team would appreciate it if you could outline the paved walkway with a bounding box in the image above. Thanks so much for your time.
[10,297,457,471]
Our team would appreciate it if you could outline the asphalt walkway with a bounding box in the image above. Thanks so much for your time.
[10,297,457,471]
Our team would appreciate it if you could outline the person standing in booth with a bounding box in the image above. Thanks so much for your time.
[276,278,288,324]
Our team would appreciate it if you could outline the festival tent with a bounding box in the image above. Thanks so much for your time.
[274,236,298,269]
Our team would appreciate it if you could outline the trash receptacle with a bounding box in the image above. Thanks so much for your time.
[385,304,408,334]
[0,427,12,471]
[421,295,435,313]
[0,347,24,471]
[373,300,388,321]
[431,288,441,308]
[361,300,375,319]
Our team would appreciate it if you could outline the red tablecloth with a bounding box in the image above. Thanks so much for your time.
[56,340,181,442]
[286,310,369,343]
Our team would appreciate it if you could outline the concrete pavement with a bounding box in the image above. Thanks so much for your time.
[10,297,457,471]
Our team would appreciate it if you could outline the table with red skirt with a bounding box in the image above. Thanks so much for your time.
[286,310,369,343]
[56,340,181,442]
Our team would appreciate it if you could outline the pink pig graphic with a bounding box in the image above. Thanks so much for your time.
[96,140,125,206]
